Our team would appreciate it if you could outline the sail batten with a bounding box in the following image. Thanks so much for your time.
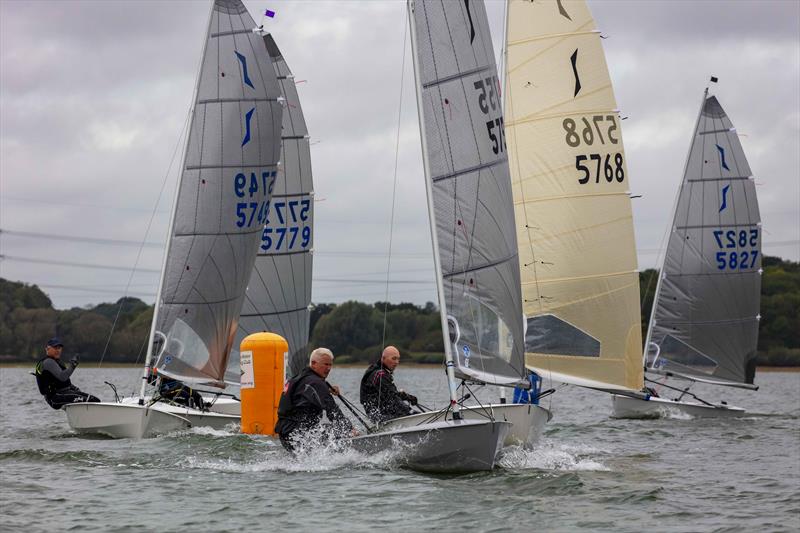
[506,0,643,391]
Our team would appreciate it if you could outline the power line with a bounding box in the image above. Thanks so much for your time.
[36,283,156,297]
[0,229,164,248]
[0,228,431,258]
[0,196,169,214]
[0,255,160,273]
[314,278,434,285]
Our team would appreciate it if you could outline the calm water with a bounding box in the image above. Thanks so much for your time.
[1,365,798,532]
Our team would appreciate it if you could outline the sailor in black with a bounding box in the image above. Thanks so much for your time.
[360,345,417,424]
[34,338,100,409]
[274,348,356,451]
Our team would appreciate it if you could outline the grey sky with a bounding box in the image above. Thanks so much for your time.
[1,0,798,309]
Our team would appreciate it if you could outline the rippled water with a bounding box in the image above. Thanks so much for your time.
[1,366,798,532]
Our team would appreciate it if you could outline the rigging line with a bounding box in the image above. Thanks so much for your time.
[99,85,195,369]
[377,7,410,412]
[381,9,409,352]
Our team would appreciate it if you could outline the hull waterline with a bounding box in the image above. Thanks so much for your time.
[63,402,191,439]
[120,397,240,430]
[379,403,550,447]
[611,394,746,419]
[349,419,511,473]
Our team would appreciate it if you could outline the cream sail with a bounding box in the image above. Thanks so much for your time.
[504,0,642,391]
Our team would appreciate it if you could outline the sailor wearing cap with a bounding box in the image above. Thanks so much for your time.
[34,338,100,409]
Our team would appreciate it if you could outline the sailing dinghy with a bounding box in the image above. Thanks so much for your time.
[338,0,528,471]
[612,85,761,419]
[503,0,645,398]
[65,0,283,438]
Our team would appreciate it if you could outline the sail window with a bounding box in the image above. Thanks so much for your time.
[456,297,514,364]
[524,314,600,357]
[654,335,719,375]
[157,318,211,373]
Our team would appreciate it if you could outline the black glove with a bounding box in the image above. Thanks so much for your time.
[69,358,79,368]
[401,392,418,405]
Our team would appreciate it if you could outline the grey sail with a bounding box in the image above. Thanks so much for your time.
[647,93,761,385]
[232,33,314,380]
[409,0,526,387]
[153,0,283,388]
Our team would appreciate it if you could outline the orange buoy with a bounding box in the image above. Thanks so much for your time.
[239,332,287,435]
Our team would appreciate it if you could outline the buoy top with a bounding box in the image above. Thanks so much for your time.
[240,332,289,352]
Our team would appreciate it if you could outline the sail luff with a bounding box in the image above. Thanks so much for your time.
[643,88,709,366]
[139,2,216,402]
[407,0,461,410]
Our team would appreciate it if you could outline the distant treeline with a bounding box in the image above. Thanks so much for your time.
[1,255,798,365]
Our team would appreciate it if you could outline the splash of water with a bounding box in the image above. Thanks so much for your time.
[499,442,610,471]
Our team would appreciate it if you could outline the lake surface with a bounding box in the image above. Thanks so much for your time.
[1,366,798,532]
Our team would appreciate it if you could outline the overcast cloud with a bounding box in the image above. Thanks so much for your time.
[1,0,798,309]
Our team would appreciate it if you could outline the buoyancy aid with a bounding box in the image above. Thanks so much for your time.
[34,357,72,396]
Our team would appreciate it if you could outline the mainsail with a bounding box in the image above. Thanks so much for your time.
[646,91,761,386]
[504,0,642,391]
[233,33,314,380]
[409,0,526,387]
[151,0,283,388]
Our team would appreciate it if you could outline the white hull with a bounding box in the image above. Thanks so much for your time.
[202,397,240,416]
[120,397,240,430]
[378,403,551,447]
[65,399,240,439]
[64,402,191,439]
[122,395,241,416]
[350,419,510,473]
[611,394,746,419]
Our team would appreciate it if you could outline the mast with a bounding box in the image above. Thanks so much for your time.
[407,0,461,417]
[643,86,710,371]
[138,3,214,404]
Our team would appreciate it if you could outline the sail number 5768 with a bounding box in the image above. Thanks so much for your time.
[576,153,624,184]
